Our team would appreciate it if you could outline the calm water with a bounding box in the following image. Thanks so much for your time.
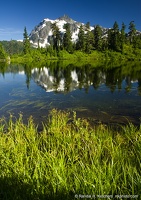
[0,62,141,129]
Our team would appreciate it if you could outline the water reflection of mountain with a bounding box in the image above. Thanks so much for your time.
[32,67,85,92]
[1,62,141,94]
[31,66,141,94]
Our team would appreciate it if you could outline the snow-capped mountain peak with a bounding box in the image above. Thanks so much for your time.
[29,15,94,48]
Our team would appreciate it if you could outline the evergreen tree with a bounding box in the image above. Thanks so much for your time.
[107,29,112,50]
[93,25,102,50]
[85,22,90,30]
[108,21,120,51]
[134,34,141,49]
[85,23,94,53]
[46,45,54,57]
[128,21,136,44]
[112,21,120,51]
[101,38,108,51]
[51,23,61,51]
[120,22,126,51]
[76,25,85,51]
[23,27,30,54]
[63,23,73,52]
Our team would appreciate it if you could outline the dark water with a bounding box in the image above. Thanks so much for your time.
[0,62,141,129]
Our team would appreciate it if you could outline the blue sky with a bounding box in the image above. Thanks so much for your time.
[0,0,140,41]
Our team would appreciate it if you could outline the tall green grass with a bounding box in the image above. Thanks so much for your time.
[0,109,141,199]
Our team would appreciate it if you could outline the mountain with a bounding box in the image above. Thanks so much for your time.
[29,15,108,48]
[29,15,86,48]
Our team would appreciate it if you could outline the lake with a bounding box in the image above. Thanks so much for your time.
[0,61,141,130]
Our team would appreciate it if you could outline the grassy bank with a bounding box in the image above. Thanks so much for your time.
[0,109,141,199]
[10,50,104,64]
[10,47,141,65]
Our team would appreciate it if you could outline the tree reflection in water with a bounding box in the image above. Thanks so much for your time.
[0,61,141,128]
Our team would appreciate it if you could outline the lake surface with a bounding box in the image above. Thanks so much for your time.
[0,62,141,129]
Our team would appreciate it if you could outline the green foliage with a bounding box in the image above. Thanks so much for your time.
[0,40,23,55]
[63,23,73,53]
[0,110,141,199]
[133,34,141,49]
[108,21,121,51]
[51,22,62,51]
[121,44,141,61]
[120,22,126,51]
[0,43,7,59]
[128,21,136,44]
[2,20,141,62]
[85,25,94,54]
[93,25,102,50]
[76,25,86,52]
[23,27,31,54]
